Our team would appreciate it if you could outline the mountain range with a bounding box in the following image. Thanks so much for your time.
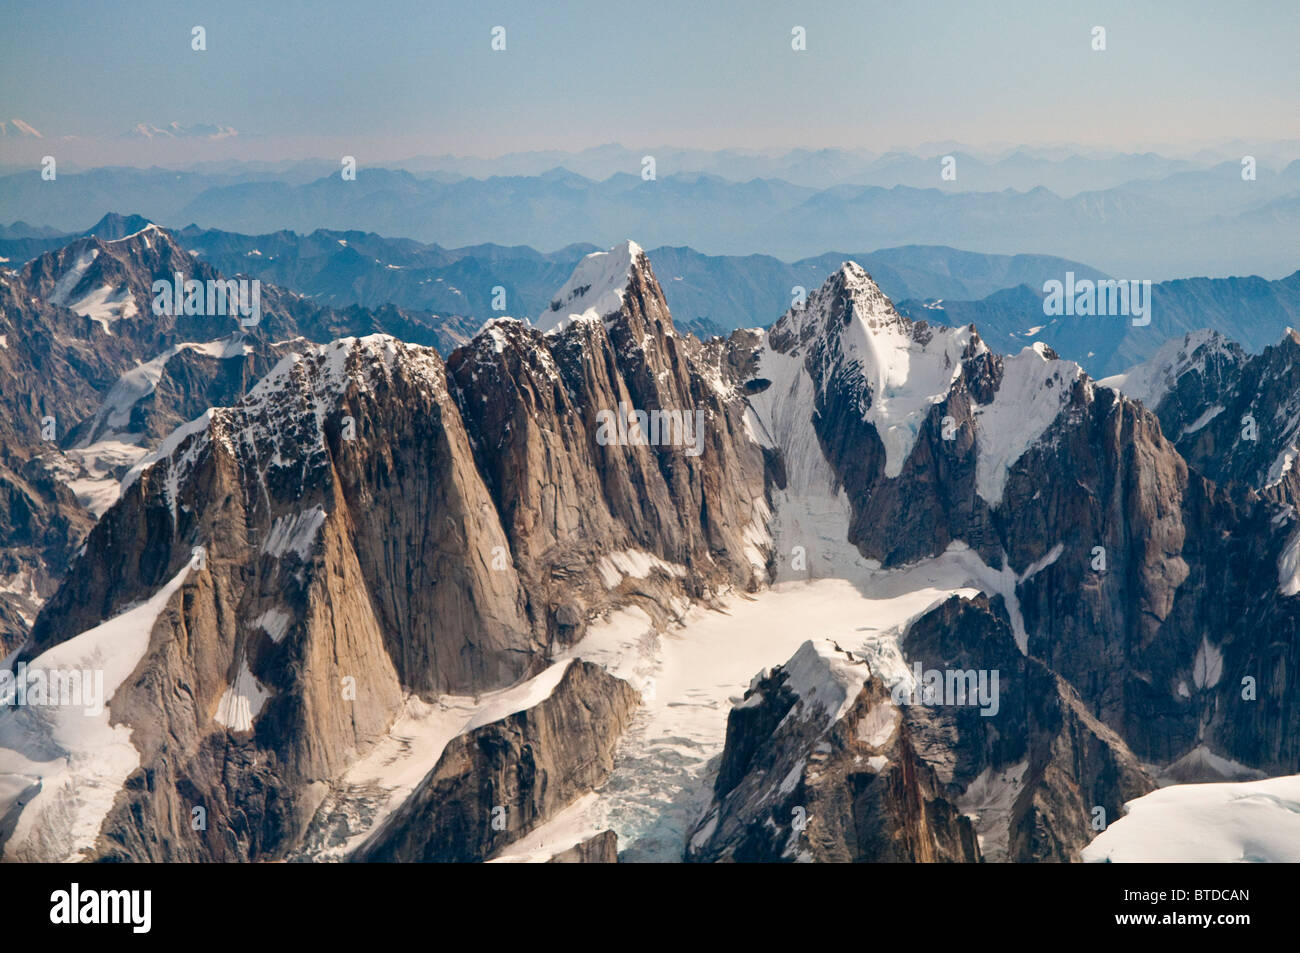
[8,214,1299,380]
[2,224,1298,862]
[2,155,1297,278]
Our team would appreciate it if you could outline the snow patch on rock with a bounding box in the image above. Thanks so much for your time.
[214,658,270,732]
[262,506,327,560]
[974,344,1082,506]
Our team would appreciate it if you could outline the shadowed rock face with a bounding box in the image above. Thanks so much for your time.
[687,640,981,863]
[1138,329,1300,508]
[901,595,1154,862]
[2,243,776,862]
[353,661,638,863]
[688,597,1153,863]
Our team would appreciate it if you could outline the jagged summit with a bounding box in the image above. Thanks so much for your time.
[120,334,442,505]
[764,260,988,478]
[20,222,200,333]
[1098,328,1241,409]
[534,239,646,333]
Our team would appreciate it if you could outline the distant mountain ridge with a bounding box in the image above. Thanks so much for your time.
[2,215,1108,341]
[898,272,1300,377]
[1,156,1296,277]
[9,216,1297,378]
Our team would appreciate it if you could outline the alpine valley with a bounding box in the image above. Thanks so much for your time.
[2,220,1298,864]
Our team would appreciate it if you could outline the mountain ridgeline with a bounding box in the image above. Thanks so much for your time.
[0,225,1298,862]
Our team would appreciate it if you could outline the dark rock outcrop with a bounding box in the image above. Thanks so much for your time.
[687,639,980,863]
[354,661,638,863]
[545,829,619,863]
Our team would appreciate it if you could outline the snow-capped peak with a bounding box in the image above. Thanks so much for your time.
[119,335,443,520]
[1098,329,1237,410]
[774,261,900,344]
[534,240,644,334]
[769,261,986,477]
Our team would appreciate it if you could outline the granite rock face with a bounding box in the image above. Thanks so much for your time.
[354,661,638,863]
[0,223,486,654]
[0,242,773,862]
[546,830,619,863]
[687,639,981,863]
[688,597,1153,863]
[4,234,1300,864]
[446,243,771,649]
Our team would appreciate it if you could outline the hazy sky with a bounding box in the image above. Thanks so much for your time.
[2,0,1298,164]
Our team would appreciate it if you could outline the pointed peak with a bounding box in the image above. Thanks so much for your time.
[766,259,987,479]
[82,213,156,242]
[468,315,534,353]
[61,219,179,261]
[1027,340,1060,361]
[535,239,647,334]
[773,259,901,346]
[822,259,893,307]
[831,259,873,283]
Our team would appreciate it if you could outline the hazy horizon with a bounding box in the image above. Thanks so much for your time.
[3,0,1298,167]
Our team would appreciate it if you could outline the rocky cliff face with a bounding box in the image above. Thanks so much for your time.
[901,595,1154,862]
[545,830,619,863]
[0,240,775,862]
[687,639,981,863]
[1112,328,1300,507]
[0,223,494,655]
[688,595,1153,863]
[353,660,637,862]
[4,231,1299,864]
[446,242,770,646]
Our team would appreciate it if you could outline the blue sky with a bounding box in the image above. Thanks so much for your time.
[2,0,1298,163]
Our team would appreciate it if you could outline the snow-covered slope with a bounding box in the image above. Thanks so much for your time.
[1082,774,1300,862]
[0,566,190,862]
[973,342,1082,506]
[534,240,643,333]
[1098,329,1237,409]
